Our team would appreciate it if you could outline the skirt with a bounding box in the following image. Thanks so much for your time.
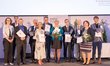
[52,38,62,49]
[80,42,92,52]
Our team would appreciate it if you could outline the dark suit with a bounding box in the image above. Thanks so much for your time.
[14,25,27,65]
[43,23,52,61]
[28,26,37,61]
[11,22,18,62]
[62,26,74,61]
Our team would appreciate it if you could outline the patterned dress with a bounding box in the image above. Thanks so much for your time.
[34,29,46,60]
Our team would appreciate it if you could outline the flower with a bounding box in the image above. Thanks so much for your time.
[82,33,92,42]
[52,32,61,38]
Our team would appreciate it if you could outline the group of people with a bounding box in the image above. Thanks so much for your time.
[3,16,104,66]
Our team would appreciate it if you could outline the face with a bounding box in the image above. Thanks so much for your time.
[94,18,99,24]
[54,21,59,27]
[14,16,18,22]
[38,22,42,28]
[83,22,89,28]
[77,19,81,25]
[6,18,11,25]
[33,19,38,26]
[65,19,69,26]
[18,19,23,25]
[44,17,48,23]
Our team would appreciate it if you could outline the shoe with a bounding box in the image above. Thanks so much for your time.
[22,62,26,65]
[4,63,8,66]
[9,63,14,65]
[46,59,50,62]
[83,63,86,65]
[91,60,95,64]
[17,63,20,66]
[55,60,57,63]
[57,60,60,64]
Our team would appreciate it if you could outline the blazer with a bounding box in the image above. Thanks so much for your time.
[74,25,84,43]
[43,23,52,35]
[50,26,63,41]
[62,25,74,42]
[82,27,94,42]
[28,26,37,44]
[91,23,104,42]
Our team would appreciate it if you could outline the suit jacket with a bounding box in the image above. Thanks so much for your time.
[50,27,63,41]
[28,26,37,44]
[74,25,84,43]
[82,27,94,42]
[11,22,18,28]
[62,25,74,42]
[43,23,52,36]
[91,23,104,42]
[15,25,27,45]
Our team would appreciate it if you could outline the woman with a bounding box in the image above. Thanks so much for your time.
[3,17,14,66]
[80,20,93,65]
[50,20,63,63]
[34,22,46,65]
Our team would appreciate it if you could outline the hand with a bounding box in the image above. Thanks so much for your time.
[8,39,13,43]
[20,37,25,40]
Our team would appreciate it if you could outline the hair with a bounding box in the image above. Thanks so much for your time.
[19,18,23,21]
[38,22,43,29]
[14,16,18,18]
[44,16,48,19]
[5,17,12,25]
[83,20,90,26]
[93,16,99,20]
[54,19,59,23]
[64,19,68,21]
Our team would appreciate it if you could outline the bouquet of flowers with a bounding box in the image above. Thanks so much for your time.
[52,32,61,39]
[82,33,92,42]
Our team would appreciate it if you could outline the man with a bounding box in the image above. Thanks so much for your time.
[91,16,104,64]
[74,19,84,61]
[28,19,38,63]
[62,19,74,62]
[43,16,52,62]
[15,18,27,66]
[11,16,19,63]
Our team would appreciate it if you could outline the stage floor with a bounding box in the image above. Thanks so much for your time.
[0,59,110,66]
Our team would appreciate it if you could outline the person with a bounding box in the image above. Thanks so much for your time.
[11,16,19,63]
[14,18,27,66]
[34,22,46,65]
[62,19,74,62]
[28,19,38,63]
[91,16,104,64]
[74,19,84,61]
[3,17,14,66]
[50,20,63,63]
[80,20,93,65]
[43,16,52,62]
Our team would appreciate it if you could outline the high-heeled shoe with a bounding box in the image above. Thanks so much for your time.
[83,62,86,65]
[86,62,90,65]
